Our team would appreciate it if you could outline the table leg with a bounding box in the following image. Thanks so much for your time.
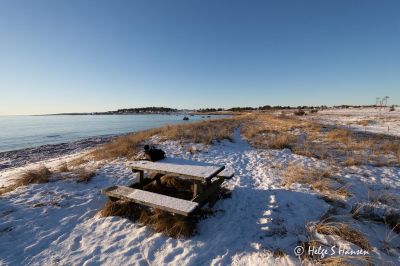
[192,177,224,206]
[193,180,203,199]
[138,170,144,187]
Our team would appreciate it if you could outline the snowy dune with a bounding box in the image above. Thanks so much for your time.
[308,107,400,137]
[1,109,400,265]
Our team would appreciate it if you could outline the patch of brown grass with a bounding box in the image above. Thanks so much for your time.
[146,209,196,238]
[272,248,286,258]
[282,164,348,197]
[17,166,51,186]
[294,109,306,116]
[356,120,373,126]
[315,222,371,251]
[161,117,242,144]
[242,113,400,166]
[69,156,91,167]
[344,156,357,166]
[320,256,371,266]
[0,166,52,196]
[75,168,96,183]
[267,133,297,149]
[57,162,69,172]
[89,116,244,161]
[90,127,162,161]
[320,257,352,266]
[99,200,197,238]
[0,186,17,196]
[327,129,352,144]
[99,200,144,221]
[379,140,400,154]
[159,175,192,191]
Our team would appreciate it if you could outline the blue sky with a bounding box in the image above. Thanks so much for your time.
[0,0,399,115]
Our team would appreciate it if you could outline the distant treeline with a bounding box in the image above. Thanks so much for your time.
[197,108,225,113]
[332,105,394,108]
[226,105,329,112]
[52,104,391,116]
[94,107,178,114]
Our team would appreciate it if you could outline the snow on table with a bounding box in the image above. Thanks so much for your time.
[127,158,225,181]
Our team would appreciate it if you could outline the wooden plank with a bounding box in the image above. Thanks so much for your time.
[130,172,164,189]
[191,177,225,206]
[127,159,224,181]
[102,185,199,216]
[217,169,234,179]
[192,180,204,199]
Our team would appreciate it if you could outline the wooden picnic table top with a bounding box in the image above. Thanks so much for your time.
[127,158,225,181]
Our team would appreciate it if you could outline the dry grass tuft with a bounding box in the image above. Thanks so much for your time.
[315,222,371,251]
[327,129,352,144]
[0,166,52,196]
[0,186,18,196]
[385,213,400,234]
[90,128,162,161]
[99,200,144,221]
[17,166,52,186]
[272,249,286,258]
[320,256,371,266]
[294,109,306,116]
[344,156,357,167]
[267,133,297,149]
[356,120,373,127]
[379,140,400,154]
[57,162,69,172]
[161,117,242,144]
[74,168,96,183]
[282,164,348,198]
[160,175,192,191]
[99,201,196,238]
[69,156,91,167]
[146,209,196,238]
[89,116,244,161]
[320,257,352,266]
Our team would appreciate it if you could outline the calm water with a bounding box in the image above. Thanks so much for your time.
[0,114,222,152]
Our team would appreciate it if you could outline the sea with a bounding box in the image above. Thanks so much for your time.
[0,114,224,152]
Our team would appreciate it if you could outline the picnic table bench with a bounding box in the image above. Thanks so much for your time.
[102,158,234,216]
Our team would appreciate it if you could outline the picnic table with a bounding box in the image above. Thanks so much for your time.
[102,158,234,216]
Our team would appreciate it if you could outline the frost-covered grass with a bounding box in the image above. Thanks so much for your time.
[242,113,400,167]
[309,107,400,137]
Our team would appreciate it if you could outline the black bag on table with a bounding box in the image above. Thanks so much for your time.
[144,145,166,162]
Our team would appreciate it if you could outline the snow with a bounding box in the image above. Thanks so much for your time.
[307,107,400,137]
[0,109,399,265]
[104,185,199,215]
[128,158,224,180]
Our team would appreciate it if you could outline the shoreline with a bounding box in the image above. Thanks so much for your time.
[0,135,117,171]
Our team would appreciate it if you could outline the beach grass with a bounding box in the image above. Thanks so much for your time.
[0,166,52,196]
[88,115,245,161]
[241,114,400,167]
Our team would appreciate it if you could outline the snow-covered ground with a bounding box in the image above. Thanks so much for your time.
[308,107,400,137]
[1,116,400,265]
